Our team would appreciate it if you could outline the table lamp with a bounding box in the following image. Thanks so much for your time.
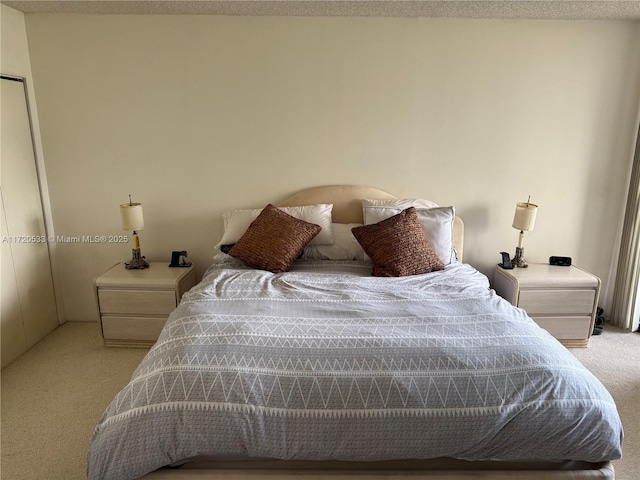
[120,195,149,269]
[512,198,538,268]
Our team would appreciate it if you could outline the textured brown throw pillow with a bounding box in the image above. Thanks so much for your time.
[228,204,321,273]
[351,207,445,277]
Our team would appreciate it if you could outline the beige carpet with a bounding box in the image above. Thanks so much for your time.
[1,322,638,480]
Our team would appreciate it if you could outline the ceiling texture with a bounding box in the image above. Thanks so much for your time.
[2,0,640,19]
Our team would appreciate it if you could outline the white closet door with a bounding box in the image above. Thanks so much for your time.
[1,76,58,368]
[1,189,28,364]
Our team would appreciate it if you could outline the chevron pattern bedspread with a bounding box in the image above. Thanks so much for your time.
[87,259,623,480]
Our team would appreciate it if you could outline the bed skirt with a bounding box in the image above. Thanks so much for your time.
[139,458,615,479]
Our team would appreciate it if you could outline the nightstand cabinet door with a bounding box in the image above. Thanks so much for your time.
[94,262,196,347]
[493,263,600,347]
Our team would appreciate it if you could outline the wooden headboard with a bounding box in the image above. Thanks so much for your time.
[278,185,464,262]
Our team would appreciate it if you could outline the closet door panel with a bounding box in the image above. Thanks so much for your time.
[1,77,58,358]
[1,190,28,367]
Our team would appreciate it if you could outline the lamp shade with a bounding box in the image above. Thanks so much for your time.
[512,202,538,231]
[120,203,144,231]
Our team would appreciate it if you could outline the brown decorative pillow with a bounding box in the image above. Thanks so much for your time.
[228,204,321,273]
[351,207,445,277]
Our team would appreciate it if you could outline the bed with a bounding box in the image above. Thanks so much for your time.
[87,185,623,480]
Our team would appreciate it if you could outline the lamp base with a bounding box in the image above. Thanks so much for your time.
[125,248,149,269]
[512,247,528,268]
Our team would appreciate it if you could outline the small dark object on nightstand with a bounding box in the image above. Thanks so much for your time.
[498,252,513,269]
[550,256,572,266]
[169,250,192,267]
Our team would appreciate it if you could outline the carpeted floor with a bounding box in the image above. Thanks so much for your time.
[1,322,148,480]
[1,321,638,479]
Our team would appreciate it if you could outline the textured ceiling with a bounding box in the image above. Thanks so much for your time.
[3,1,640,19]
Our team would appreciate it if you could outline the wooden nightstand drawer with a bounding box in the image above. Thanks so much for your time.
[98,289,176,315]
[101,316,168,343]
[518,289,596,316]
[532,316,593,341]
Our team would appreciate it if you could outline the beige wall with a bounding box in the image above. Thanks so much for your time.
[22,14,639,322]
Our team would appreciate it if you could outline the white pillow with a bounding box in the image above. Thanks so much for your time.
[362,198,439,209]
[216,204,334,250]
[363,205,456,265]
[302,223,366,261]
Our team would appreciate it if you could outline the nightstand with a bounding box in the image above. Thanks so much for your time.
[493,263,600,347]
[94,262,196,347]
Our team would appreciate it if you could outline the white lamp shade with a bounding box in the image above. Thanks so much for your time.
[512,202,538,231]
[120,203,144,231]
